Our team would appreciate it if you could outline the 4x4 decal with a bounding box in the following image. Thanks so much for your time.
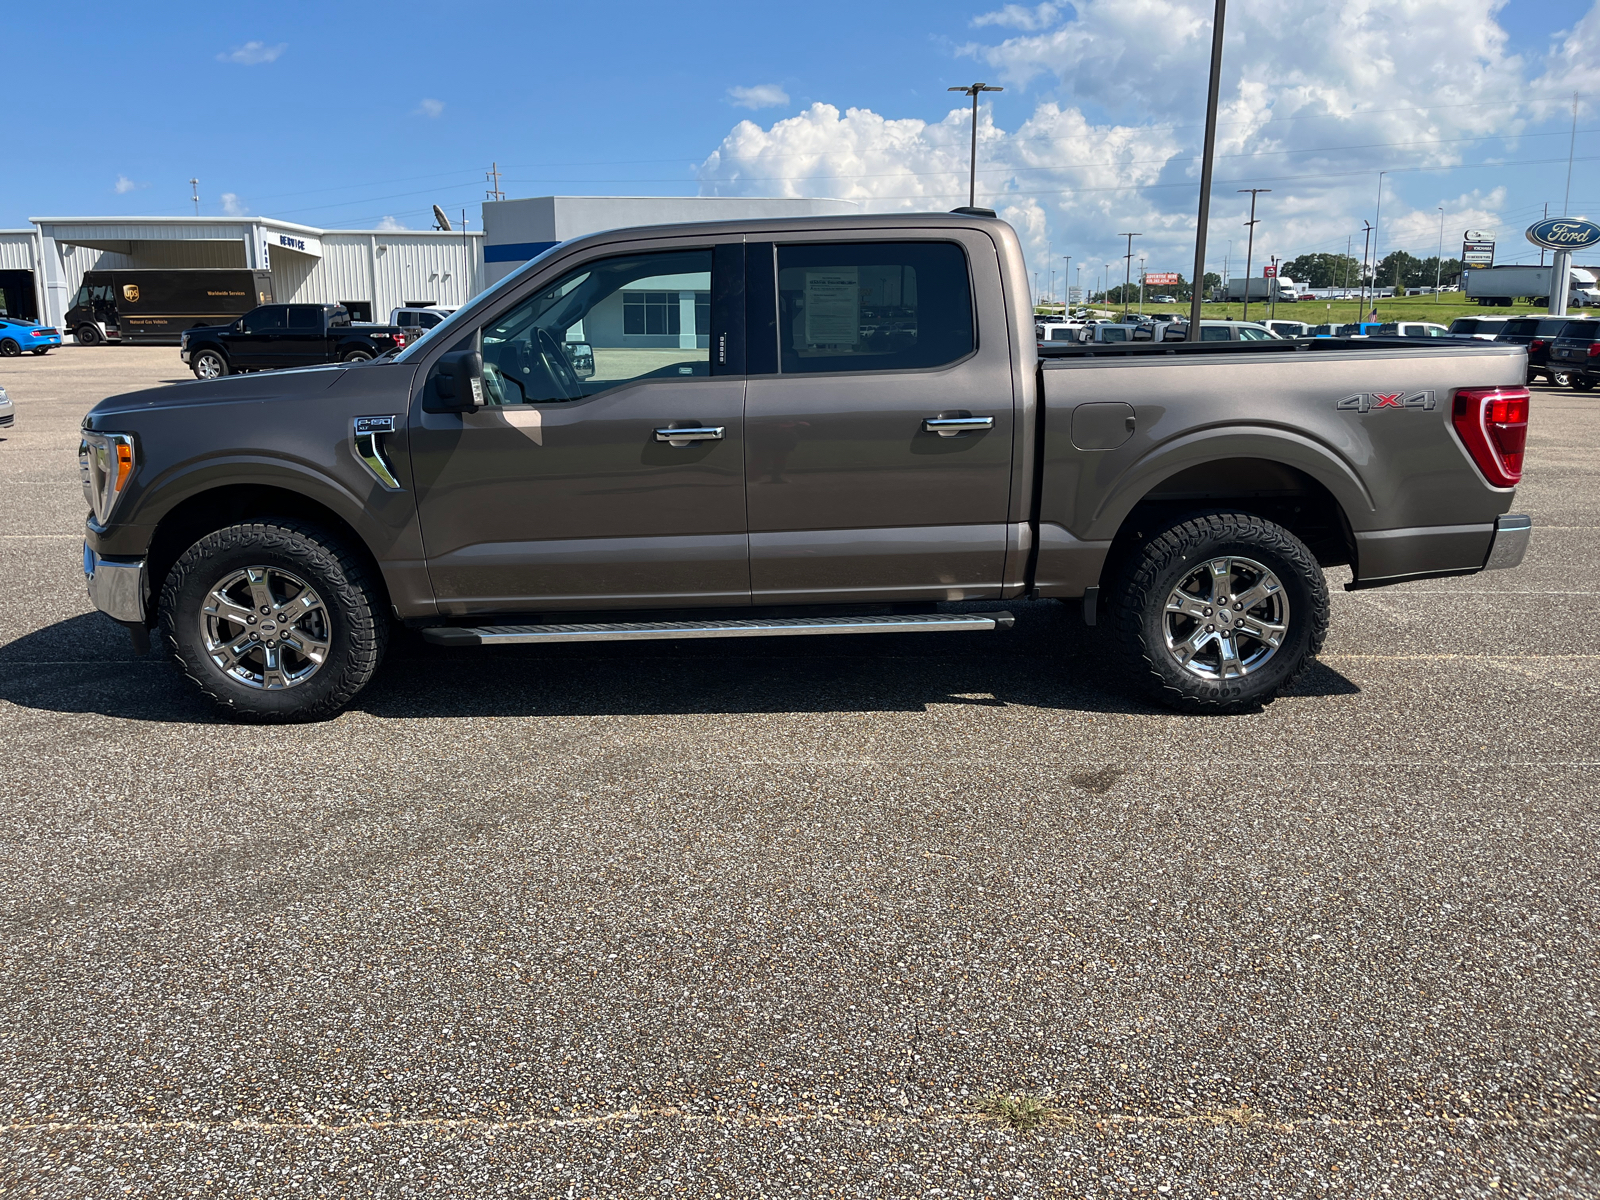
[1336,390,1436,413]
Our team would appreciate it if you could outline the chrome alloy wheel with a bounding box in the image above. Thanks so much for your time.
[201,566,331,690]
[195,352,224,380]
[1162,555,1290,681]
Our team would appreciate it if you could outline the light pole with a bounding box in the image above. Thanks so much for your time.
[1359,220,1374,320]
[1119,232,1140,320]
[1269,254,1278,320]
[1238,188,1270,323]
[1139,255,1146,315]
[1187,0,1227,342]
[1063,255,1071,309]
[189,178,200,216]
[1372,170,1387,304]
[948,82,1003,210]
[1436,206,1444,303]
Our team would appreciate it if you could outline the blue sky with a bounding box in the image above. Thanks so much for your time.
[8,1,1600,284]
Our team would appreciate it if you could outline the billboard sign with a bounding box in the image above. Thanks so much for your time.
[1143,272,1180,286]
[1526,218,1600,251]
[1263,264,1277,278]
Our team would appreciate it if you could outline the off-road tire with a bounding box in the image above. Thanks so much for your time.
[1111,511,1329,714]
[159,520,388,723]
[75,324,102,346]
[0,338,18,357]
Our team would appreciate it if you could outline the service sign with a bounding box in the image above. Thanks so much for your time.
[1525,218,1600,250]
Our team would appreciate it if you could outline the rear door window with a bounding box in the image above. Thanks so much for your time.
[287,306,321,331]
[1200,325,1232,341]
[775,241,974,373]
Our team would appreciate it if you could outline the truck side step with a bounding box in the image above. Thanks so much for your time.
[421,611,1015,647]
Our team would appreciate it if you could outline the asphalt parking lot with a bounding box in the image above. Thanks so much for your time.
[0,344,1596,1197]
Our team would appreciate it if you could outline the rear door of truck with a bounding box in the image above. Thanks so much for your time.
[743,231,1015,603]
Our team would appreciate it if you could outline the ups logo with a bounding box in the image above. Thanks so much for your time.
[122,284,140,303]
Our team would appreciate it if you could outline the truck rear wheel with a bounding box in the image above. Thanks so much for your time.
[159,520,388,723]
[341,349,374,363]
[1111,511,1328,714]
[192,349,229,379]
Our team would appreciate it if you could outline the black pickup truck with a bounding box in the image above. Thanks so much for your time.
[180,304,407,378]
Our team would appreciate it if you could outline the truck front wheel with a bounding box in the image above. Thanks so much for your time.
[1112,512,1329,714]
[192,349,229,379]
[158,520,388,722]
[76,324,102,346]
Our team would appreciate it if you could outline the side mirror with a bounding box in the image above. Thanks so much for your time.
[425,350,484,413]
[235,320,245,333]
[565,341,595,379]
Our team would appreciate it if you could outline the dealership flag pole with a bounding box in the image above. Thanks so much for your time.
[949,83,1003,209]
[1188,0,1226,341]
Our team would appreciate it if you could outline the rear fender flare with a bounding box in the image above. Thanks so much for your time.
[1083,425,1376,541]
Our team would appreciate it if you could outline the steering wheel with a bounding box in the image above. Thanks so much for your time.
[535,327,583,401]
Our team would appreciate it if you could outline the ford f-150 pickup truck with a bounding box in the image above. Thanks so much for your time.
[80,211,1533,722]
[179,303,406,379]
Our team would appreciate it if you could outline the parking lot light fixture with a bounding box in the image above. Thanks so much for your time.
[1188,0,1227,341]
[1120,233,1141,320]
[948,83,1003,210]
[1237,188,1269,323]
[1437,207,1444,303]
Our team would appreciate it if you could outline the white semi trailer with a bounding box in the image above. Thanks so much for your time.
[1223,275,1302,303]
[1463,264,1600,307]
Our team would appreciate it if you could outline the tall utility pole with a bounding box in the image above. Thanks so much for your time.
[189,178,199,216]
[1436,207,1445,302]
[1119,232,1140,320]
[1238,188,1269,323]
[1269,255,1279,320]
[1372,171,1387,302]
[485,162,505,202]
[1188,0,1227,341]
[1344,234,1353,293]
[948,82,1003,210]
[1359,220,1374,319]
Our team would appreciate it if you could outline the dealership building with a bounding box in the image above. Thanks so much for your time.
[0,196,858,332]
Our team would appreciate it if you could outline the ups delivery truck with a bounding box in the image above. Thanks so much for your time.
[66,269,274,346]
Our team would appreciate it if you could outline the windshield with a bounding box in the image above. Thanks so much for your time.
[393,241,567,364]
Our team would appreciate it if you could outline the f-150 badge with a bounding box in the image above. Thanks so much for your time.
[1336,390,1436,413]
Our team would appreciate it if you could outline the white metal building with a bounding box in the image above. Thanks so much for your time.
[10,217,483,330]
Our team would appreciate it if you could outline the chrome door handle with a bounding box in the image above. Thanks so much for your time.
[923,416,995,438]
[654,425,725,447]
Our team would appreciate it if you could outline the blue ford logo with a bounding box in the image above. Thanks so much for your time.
[1526,217,1600,249]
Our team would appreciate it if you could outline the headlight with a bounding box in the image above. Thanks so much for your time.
[79,430,136,525]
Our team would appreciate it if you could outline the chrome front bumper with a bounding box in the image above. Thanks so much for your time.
[84,543,147,623]
[1485,513,1532,571]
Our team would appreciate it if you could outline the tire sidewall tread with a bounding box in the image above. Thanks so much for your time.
[158,520,387,723]
[1111,511,1330,715]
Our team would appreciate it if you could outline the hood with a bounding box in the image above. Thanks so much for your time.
[84,363,354,426]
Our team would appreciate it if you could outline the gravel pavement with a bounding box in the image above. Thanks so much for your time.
[0,345,1596,1197]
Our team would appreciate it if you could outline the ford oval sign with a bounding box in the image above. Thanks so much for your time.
[1526,217,1600,250]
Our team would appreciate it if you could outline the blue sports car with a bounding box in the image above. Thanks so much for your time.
[0,317,62,356]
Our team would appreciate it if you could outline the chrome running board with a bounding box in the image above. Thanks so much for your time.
[422,611,1015,647]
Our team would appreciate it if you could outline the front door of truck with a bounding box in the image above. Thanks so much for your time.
[410,246,749,613]
[229,305,288,369]
[743,236,1015,604]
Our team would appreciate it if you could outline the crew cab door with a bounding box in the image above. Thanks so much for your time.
[229,305,288,368]
[409,245,749,613]
[743,234,1015,603]
[280,305,329,367]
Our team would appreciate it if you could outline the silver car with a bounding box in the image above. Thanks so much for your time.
[0,383,13,429]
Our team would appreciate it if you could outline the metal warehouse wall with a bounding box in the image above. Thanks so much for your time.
[0,232,36,272]
[277,234,483,315]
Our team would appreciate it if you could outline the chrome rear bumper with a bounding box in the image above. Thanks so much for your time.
[1485,513,1532,571]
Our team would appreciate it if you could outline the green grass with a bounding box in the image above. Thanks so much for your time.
[1041,294,1563,327]
[973,1092,1065,1131]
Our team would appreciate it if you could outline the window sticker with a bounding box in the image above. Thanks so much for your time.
[804,269,859,346]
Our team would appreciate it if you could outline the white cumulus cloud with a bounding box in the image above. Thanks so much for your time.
[375,216,408,230]
[727,84,790,110]
[114,175,144,195]
[217,41,286,65]
[415,98,444,118]
[220,193,248,216]
[701,0,1579,288]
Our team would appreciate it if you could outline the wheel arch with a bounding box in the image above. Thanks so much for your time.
[144,483,391,625]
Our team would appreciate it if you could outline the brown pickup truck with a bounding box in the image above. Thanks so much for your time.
[80,211,1532,722]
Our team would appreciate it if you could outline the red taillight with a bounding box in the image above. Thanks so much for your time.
[1587,342,1600,358]
[1452,387,1529,488]
[1530,338,1546,350]
[394,333,406,347]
